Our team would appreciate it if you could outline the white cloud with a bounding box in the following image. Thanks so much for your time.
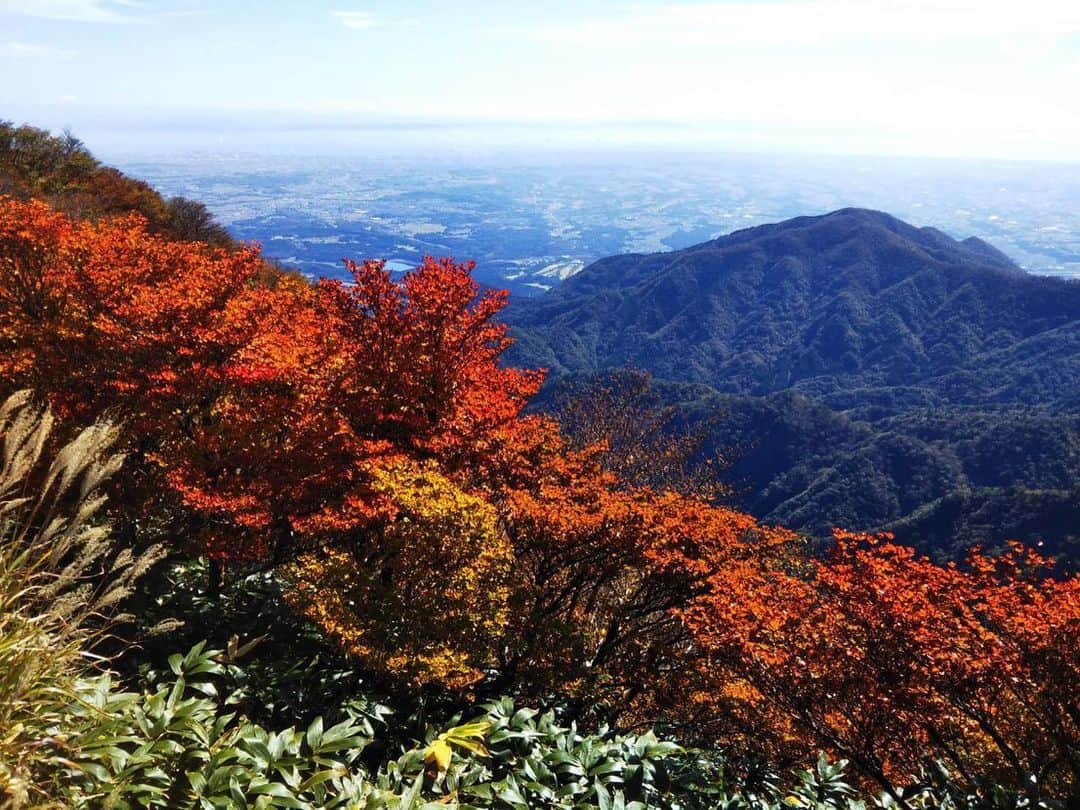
[462,0,1080,161]
[160,8,215,18]
[490,0,1080,46]
[0,40,77,57]
[0,0,135,22]
[332,10,375,30]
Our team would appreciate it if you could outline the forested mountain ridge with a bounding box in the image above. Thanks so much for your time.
[510,209,1080,558]
[679,388,1078,560]
[507,207,1080,413]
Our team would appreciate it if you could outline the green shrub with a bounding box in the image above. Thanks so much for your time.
[10,635,1068,808]
[54,643,380,808]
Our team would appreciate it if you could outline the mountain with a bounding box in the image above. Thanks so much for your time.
[507,209,1080,559]
[508,208,1079,409]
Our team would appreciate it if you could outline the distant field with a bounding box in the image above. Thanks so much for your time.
[116,150,1080,294]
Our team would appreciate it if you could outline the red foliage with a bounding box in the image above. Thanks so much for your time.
[0,199,542,560]
[0,197,263,421]
[3,197,1078,800]
[681,530,1080,798]
[164,257,543,559]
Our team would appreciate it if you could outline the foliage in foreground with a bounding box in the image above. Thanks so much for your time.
[0,395,1059,809]
[11,640,1067,809]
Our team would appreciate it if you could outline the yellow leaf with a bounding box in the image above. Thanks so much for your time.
[424,739,453,773]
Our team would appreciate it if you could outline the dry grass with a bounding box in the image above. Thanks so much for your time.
[0,391,161,808]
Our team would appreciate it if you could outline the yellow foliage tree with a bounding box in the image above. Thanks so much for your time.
[282,459,514,689]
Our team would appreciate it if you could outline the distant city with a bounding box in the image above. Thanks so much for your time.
[115,150,1080,296]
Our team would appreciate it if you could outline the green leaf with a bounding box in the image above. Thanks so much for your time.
[305,717,324,752]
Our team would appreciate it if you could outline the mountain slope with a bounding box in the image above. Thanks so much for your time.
[507,208,1080,412]
[507,209,1080,556]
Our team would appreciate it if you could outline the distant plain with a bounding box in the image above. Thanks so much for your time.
[115,149,1080,295]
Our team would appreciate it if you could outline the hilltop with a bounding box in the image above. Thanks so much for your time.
[0,120,232,247]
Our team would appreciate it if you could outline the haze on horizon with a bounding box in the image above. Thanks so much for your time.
[1,0,1078,162]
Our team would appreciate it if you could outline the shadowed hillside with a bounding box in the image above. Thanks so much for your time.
[0,120,233,247]
[510,210,1080,557]
[508,208,1079,411]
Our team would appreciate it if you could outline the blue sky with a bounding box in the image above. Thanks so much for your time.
[1,0,1078,160]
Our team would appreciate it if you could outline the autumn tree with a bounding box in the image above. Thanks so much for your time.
[162,256,543,558]
[281,459,514,689]
[680,531,1080,802]
[547,368,728,499]
[481,411,798,718]
[0,196,288,546]
[155,256,545,680]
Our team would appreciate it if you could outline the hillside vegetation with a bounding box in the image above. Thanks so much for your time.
[507,208,1077,404]
[0,131,1077,807]
[0,120,235,247]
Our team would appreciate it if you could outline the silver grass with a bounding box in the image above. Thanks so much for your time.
[0,391,162,807]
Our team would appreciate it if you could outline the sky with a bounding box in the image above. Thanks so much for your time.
[1,0,1078,160]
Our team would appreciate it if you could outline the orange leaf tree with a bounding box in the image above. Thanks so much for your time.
[680,530,1080,801]
[0,196,278,541]
[162,256,544,560]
